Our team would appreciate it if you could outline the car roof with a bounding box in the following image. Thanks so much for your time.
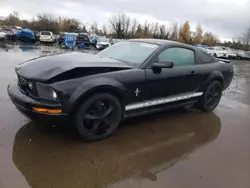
[128,38,179,45]
[128,38,197,50]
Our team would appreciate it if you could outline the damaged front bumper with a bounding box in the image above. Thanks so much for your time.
[7,80,69,123]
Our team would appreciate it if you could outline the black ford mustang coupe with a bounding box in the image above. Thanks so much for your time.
[8,39,233,141]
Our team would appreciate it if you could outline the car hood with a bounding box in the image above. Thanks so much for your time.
[16,52,132,82]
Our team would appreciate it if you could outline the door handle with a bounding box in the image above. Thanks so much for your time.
[190,71,196,75]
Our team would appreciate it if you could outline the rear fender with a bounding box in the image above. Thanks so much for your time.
[204,71,224,89]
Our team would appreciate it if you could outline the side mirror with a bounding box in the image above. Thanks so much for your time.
[152,61,174,69]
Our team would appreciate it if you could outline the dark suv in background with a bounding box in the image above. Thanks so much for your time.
[76,33,91,46]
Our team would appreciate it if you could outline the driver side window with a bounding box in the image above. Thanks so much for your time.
[158,47,195,67]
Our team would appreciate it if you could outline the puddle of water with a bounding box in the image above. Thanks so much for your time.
[11,111,222,188]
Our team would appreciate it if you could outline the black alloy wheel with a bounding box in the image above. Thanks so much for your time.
[75,93,122,141]
[197,81,223,112]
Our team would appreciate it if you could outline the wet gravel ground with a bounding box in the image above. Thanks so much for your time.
[0,45,250,188]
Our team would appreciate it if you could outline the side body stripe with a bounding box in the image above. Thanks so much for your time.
[125,92,203,111]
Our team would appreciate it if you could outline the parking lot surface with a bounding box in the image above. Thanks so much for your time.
[0,45,250,188]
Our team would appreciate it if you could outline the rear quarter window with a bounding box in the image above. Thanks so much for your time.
[197,50,215,64]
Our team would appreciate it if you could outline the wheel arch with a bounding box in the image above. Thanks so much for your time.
[204,71,224,89]
[68,78,127,115]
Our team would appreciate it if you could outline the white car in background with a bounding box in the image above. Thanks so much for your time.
[206,46,228,58]
[39,31,56,43]
[237,50,248,60]
[95,36,111,50]
[0,31,7,40]
[221,47,237,59]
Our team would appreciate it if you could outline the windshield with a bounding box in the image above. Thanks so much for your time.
[78,34,89,39]
[97,41,159,66]
[3,28,12,32]
[41,31,51,35]
[98,37,108,42]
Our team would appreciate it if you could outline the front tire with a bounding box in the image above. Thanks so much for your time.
[95,44,101,50]
[197,81,223,112]
[74,93,122,141]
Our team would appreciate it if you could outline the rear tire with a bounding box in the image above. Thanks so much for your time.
[74,93,122,141]
[197,81,223,112]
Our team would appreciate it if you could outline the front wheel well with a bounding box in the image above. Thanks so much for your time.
[70,87,125,116]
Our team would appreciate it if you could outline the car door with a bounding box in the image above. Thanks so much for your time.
[145,47,203,103]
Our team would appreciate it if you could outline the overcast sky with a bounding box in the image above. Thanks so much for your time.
[0,0,249,41]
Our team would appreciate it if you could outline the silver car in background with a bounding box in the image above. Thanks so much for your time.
[237,50,248,60]
[206,46,228,58]
[221,47,237,59]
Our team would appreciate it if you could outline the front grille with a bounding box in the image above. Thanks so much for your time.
[17,75,33,95]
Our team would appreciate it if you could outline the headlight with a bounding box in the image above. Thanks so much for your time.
[28,82,33,90]
[36,82,58,101]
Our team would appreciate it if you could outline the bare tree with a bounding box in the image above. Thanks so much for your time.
[159,24,166,39]
[35,13,59,33]
[121,14,131,38]
[3,11,21,27]
[109,14,123,38]
[129,18,138,38]
[159,24,171,39]
[81,25,87,33]
[135,24,143,38]
[143,21,151,37]
[153,22,159,38]
[102,24,107,36]
[169,23,178,41]
[245,27,250,46]
[109,13,132,38]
